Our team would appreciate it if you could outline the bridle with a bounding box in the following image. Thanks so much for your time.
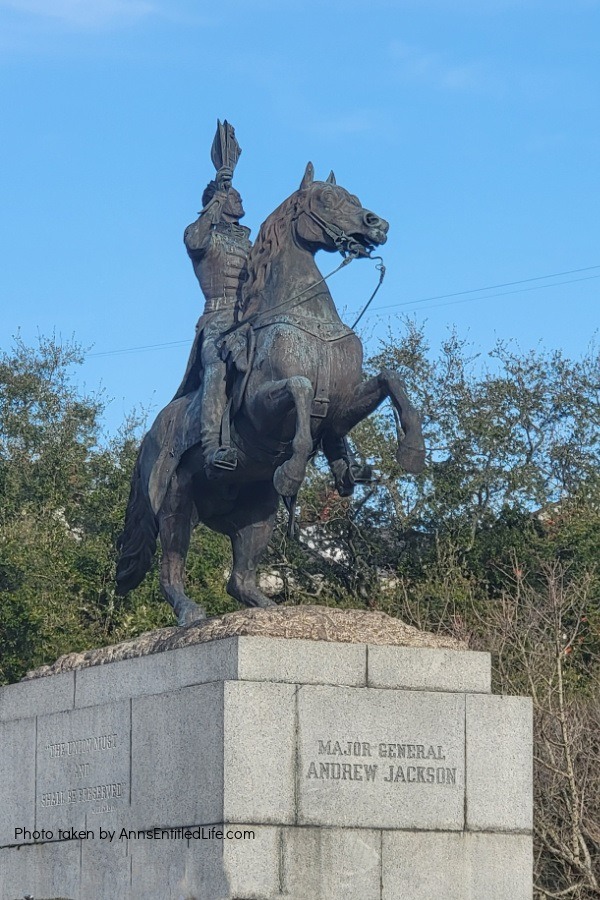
[239,198,386,330]
[296,204,387,329]
[219,191,386,344]
[300,206,373,261]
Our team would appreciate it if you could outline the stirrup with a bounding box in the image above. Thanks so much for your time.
[348,461,372,485]
[206,446,238,473]
[331,459,373,497]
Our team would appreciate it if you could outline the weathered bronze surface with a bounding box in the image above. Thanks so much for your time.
[116,122,425,625]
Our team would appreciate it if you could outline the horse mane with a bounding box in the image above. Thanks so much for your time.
[241,190,301,318]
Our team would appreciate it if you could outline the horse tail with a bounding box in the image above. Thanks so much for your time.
[116,447,159,595]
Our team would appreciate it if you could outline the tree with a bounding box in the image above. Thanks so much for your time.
[0,335,247,683]
[483,563,600,898]
[0,336,167,682]
[267,322,600,618]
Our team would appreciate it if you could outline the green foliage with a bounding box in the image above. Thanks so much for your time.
[0,336,166,682]
[186,526,239,617]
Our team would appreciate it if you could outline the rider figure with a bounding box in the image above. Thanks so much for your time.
[182,163,251,477]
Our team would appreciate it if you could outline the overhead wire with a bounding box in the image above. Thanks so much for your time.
[86,263,600,359]
[89,339,190,358]
[372,263,600,311]
[381,273,600,315]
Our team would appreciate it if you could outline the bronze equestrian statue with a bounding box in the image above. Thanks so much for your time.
[168,121,368,490]
[116,124,425,625]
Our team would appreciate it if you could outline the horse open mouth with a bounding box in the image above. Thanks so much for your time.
[352,230,387,254]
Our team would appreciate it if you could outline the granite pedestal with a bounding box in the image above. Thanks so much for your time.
[0,635,532,899]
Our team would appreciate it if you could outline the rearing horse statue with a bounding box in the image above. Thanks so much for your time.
[116,163,425,625]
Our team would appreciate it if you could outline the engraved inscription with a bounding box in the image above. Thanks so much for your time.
[40,782,126,808]
[306,738,457,786]
[39,728,127,818]
[44,732,118,758]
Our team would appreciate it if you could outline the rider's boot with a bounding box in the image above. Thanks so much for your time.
[199,361,237,479]
[322,435,372,497]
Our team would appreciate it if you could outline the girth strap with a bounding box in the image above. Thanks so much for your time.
[311,355,330,418]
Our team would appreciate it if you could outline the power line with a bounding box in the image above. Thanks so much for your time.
[89,339,190,358]
[86,263,600,359]
[372,264,600,313]
[380,273,600,315]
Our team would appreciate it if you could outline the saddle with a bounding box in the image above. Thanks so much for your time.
[219,321,253,375]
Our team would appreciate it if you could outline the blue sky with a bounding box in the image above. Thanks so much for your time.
[1,0,598,432]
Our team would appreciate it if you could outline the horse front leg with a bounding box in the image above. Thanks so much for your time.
[335,368,425,474]
[251,375,315,497]
[158,468,207,626]
[210,482,280,609]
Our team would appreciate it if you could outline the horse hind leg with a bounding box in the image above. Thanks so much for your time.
[335,368,425,474]
[158,469,207,626]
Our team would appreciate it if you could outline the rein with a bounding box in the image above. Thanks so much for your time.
[221,255,350,338]
[249,255,352,326]
[350,258,386,329]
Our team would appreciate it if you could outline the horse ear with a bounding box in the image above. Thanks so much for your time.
[299,162,314,190]
[326,170,336,185]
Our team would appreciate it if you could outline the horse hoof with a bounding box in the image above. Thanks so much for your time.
[176,600,207,627]
[396,443,426,475]
[227,576,277,609]
[250,595,277,609]
[273,463,303,497]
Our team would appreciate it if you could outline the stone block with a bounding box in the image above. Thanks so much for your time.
[368,646,491,693]
[235,636,366,687]
[219,824,280,900]
[222,681,296,824]
[74,639,239,708]
[382,831,466,900]
[281,826,381,899]
[131,681,224,828]
[297,685,465,829]
[0,839,80,900]
[36,700,131,835]
[0,717,36,847]
[382,831,532,899]
[75,636,367,709]
[131,681,296,829]
[81,836,130,899]
[129,825,279,900]
[0,671,74,722]
[468,832,533,899]
[129,837,222,900]
[466,694,533,832]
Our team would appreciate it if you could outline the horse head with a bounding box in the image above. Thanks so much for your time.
[242,163,390,317]
[294,162,389,257]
